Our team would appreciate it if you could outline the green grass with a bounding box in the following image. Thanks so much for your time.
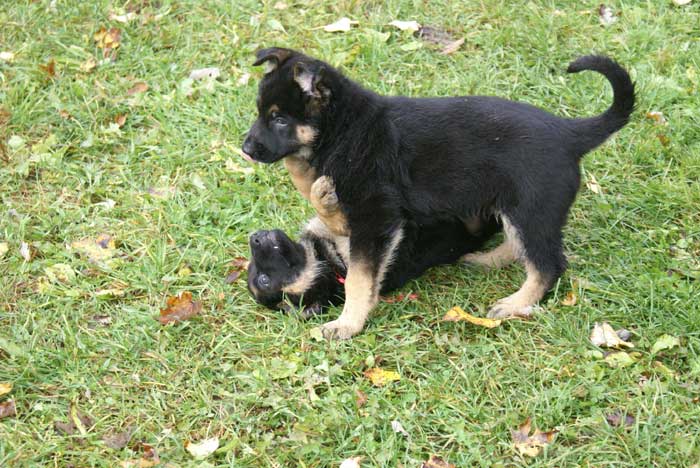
[1,0,699,466]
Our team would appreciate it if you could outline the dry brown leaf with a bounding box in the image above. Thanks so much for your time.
[421,454,456,468]
[114,114,127,128]
[355,389,368,408]
[415,25,456,46]
[381,292,419,303]
[511,417,557,457]
[94,27,121,59]
[0,383,12,396]
[54,404,92,435]
[0,400,16,419]
[157,291,202,324]
[363,367,400,387]
[605,410,635,428]
[646,111,667,125]
[561,291,577,306]
[127,82,149,95]
[40,58,56,77]
[120,443,160,468]
[657,134,670,147]
[103,427,133,449]
[80,56,97,73]
[225,257,250,284]
[590,322,634,348]
[442,306,502,328]
[441,38,465,55]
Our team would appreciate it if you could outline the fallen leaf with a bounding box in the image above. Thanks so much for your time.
[95,287,126,298]
[673,0,692,5]
[109,11,137,23]
[586,172,602,194]
[381,292,419,303]
[590,322,634,348]
[0,383,12,396]
[40,58,56,77]
[442,306,502,328]
[44,263,76,283]
[0,242,9,257]
[415,25,456,46]
[340,457,363,468]
[652,360,677,379]
[185,437,219,458]
[309,327,324,342]
[0,400,16,419]
[70,234,116,263]
[421,454,456,468]
[598,4,618,26]
[189,67,220,80]
[225,256,249,284]
[355,389,367,408]
[94,27,121,59]
[103,427,133,449]
[114,114,127,128]
[267,18,285,32]
[657,134,670,147]
[127,82,149,95]
[441,38,465,55]
[511,417,557,457]
[391,420,409,437]
[562,291,577,306]
[605,410,635,427]
[80,56,97,72]
[120,443,159,468]
[646,111,667,125]
[323,17,358,33]
[20,242,31,262]
[604,351,637,368]
[54,403,93,435]
[157,291,202,324]
[1,51,16,61]
[651,334,680,355]
[388,20,421,32]
[224,271,241,284]
[363,367,400,387]
[236,72,251,87]
[91,315,113,326]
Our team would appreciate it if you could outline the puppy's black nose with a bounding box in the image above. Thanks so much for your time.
[250,230,268,246]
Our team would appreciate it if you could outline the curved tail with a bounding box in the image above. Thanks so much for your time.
[566,55,635,156]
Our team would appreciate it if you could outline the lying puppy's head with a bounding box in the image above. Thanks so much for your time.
[242,47,334,163]
[247,228,338,317]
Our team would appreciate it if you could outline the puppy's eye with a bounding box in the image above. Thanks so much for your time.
[257,273,271,288]
[271,113,288,126]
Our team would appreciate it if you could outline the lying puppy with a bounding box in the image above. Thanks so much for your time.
[247,176,498,315]
[242,48,635,338]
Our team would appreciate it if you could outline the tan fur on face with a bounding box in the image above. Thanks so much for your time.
[268,104,280,115]
[296,125,317,145]
[281,240,321,295]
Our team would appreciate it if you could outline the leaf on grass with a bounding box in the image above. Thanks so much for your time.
[237,72,251,87]
[20,242,31,262]
[157,291,202,324]
[54,403,93,435]
[415,25,456,46]
[511,417,557,457]
[225,257,250,284]
[340,457,363,468]
[309,327,324,342]
[0,383,12,396]
[127,82,149,95]
[652,360,677,379]
[0,51,15,62]
[0,400,16,419]
[656,134,671,147]
[651,334,680,355]
[441,38,465,55]
[363,367,400,387]
[355,389,368,408]
[604,351,637,368]
[389,20,421,32]
[421,454,456,468]
[94,27,121,58]
[673,0,692,5]
[189,67,220,80]
[381,292,419,303]
[562,291,577,306]
[185,437,219,458]
[44,263,76,283]
[95,287,126,298]
[114,114,127,128]
[646,111,667,125]
[391,420,409,437]
[0,242,9,258]
[119,443,160,468]
[323,17,358,33]
[70,234,116,263]
[442,306,502,328]
[598,5,618,26]
[605,410,635,428]
[91,315,113,326]
[586,172,602,194]
[109,11,137,23]
[103,427,133,449]
[80,56,97,72]
[590,322,634,348]
[40,58,56,78]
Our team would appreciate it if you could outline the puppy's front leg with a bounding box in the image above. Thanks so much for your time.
[309,176,349,237]
[283,156,316,201]
[321,224,404,339]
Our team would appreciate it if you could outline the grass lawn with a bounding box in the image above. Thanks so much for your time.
[1,0,699,466]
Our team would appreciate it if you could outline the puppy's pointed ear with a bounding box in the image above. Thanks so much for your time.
[253,47,292,74]
[293,62,329,99]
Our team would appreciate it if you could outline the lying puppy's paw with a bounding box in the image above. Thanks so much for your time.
[487,299,534,319]
[321,318,362,340]
[310,176,339,211]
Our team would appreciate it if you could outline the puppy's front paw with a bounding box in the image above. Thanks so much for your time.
[320,318,362,340]
[310,176,339,211]
[487,299,534,319]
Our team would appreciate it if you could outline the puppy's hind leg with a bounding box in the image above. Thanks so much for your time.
[461,218,519,269]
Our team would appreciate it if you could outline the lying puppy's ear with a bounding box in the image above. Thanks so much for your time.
[253,47,292,74]
[301,302,323,319]
[293,62,329,100]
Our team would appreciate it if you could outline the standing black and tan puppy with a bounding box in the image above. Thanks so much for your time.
[242,48,635,339]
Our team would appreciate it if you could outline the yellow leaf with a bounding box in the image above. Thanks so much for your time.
[0,242,8,257]
[0,383,12,396]
[70,234,116,263]
[511,417,557,457]
[363,367,400,387]
[442,306,502,328]
[561,291,577,306]
[185,437,219,458]
[590,322,633,348]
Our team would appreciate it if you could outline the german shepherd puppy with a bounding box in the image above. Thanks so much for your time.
[242,48,634,339]
[247,177,499,315]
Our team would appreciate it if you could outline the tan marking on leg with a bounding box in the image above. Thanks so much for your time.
[283,155,316,201]
[310,176,349,237]
[295,125,317,145]
[487,260,549,319]
[462,216,520,268]
[281,241,321,295]
[321,226,404,340]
